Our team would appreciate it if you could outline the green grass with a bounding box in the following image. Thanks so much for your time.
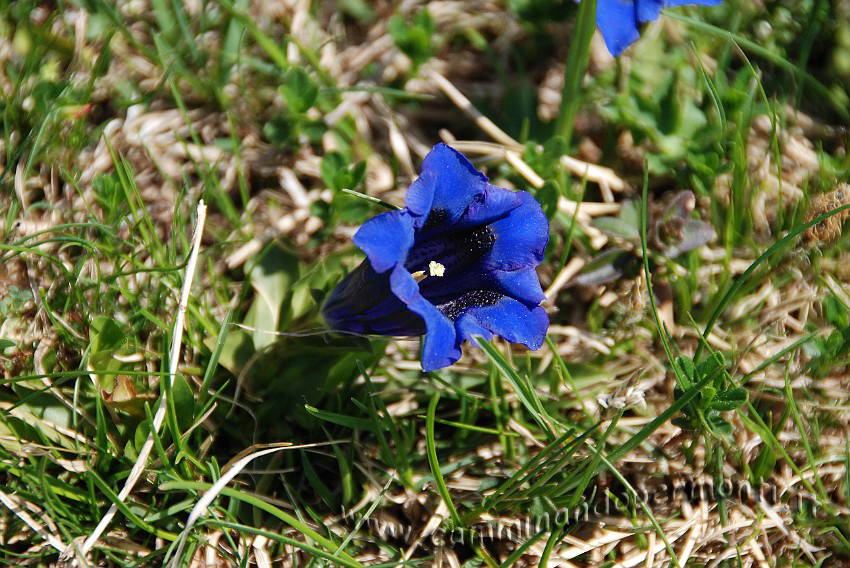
[1,0,850,566]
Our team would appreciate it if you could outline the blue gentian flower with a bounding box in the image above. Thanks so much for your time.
[598,0,722,57]
[323,143,549,372]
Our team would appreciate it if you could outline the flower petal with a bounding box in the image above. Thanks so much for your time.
[492,267,546,307]
[353,210,415,273]
[456,184,523,229]
[405,143,490,226]
[403,165,437,219]
[456,297,549,350]
[455,314,493,344]
[322,262,426,335]
[635,0,664,23]
[484,191,549,271]
[389,265,461,371]
[665,0,723,6]
[597,0,640,57]
[637,0,723,22]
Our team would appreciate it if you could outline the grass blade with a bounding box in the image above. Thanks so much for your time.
[426,392,462,527]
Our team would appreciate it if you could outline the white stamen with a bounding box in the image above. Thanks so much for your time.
[429,261,445,277]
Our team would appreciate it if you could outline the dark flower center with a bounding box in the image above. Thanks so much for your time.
[404,209,503,321]
[404,224,495,275]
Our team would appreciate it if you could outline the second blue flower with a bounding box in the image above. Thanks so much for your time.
[597,0,722,57]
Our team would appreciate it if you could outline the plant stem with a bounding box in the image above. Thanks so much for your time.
[555,0,597,144]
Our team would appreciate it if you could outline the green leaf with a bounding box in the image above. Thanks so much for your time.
[605,363,719,466]
[124,438,137,462]
[89,316,125,354]
[425,393,462,527]
[695,351,725,381]
[336,193,371,222]
[210,329,254,377]
[282,253,350,327]
[706,413,733,436]
[709,387,748,412]
[338,0,375,23]
[592,200,641,241]
[675,356,696,384]
[751,444,776,484]
[134,420,151,454]
[536,181,559,220]
[280,67,318,114]
[659,191,695,223]
[350,160,367,189]
[573,249,639,287]
[388,9,435,69]
[244,245,299,350]
[171,373,195,431]
[593,216,640,241]
[321,151,348,191]
[673,385,684,401]
[824,295,849,329]
[301,450,338,510]
[263,116,294,148]
[88,316,128,392]
[304,405,375,431]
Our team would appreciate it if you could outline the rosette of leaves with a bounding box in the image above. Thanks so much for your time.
[575,191,715,287]
[210,245,385,433]
[605,58,724,182]
[671,352,747,438]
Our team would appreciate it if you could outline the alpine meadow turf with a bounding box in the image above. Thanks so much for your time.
[1,1,850,566]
